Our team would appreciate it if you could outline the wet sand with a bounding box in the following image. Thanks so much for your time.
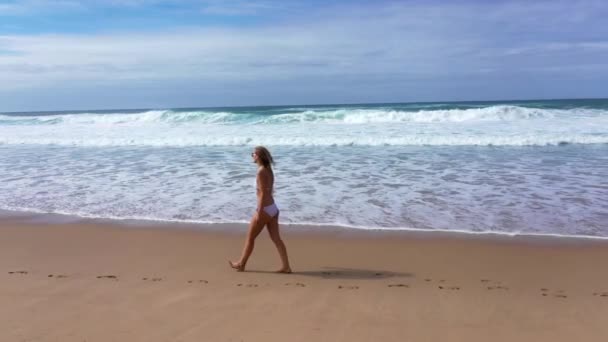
[2,216,608,341]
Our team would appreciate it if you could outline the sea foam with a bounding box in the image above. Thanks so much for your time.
[1,105,607,147]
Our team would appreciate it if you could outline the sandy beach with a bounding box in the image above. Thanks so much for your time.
[1,216,607,341]
[3,0,608,340]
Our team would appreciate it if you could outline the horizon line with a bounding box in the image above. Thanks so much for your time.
[2,96,607,114]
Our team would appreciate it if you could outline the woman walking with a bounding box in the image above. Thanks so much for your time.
[229,146,292,273]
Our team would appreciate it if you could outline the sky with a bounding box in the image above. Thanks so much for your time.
[1,0,607,112]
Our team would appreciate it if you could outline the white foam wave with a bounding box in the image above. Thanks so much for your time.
[0,110,243,125]
[1,134,606,146]
[2,105,605,126]
[258,105,564,124]
[1,144,606,238]
[1,105,607,147]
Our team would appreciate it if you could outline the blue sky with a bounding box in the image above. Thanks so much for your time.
[1,0,607,111]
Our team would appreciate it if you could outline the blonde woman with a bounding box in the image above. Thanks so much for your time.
[229,146,292,273]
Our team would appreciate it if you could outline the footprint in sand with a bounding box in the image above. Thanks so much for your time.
[338,285,359,290]
[48,274,68,278]
[438,285,461,290]
[285,282,306,287]
[8,271,28,275]
[142,277,162,282]
[387,283,409,288]
[487,286,509,290]
[236,283,258,288]
[187,280,209,284]
[554,290,567,298]
[97,275,118,280]
[485,280,508,291]
[540,288,567,298]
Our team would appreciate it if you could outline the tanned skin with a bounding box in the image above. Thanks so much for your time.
[229,148,291,273]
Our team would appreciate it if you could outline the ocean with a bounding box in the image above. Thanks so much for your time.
[1,99,607,238]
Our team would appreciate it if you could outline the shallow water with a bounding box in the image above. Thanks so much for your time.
[1,99,607,237]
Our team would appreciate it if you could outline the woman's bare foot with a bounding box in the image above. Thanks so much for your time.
[228,260,245,272]
[276,267,292,274]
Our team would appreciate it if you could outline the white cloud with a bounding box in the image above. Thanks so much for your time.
[0,0,291,14]
[0,0,84,14]
[0,3,22,14]
[0,1,607,94]
[198,0,289,16]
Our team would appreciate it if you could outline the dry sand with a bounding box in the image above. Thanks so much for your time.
[1,217,608,341]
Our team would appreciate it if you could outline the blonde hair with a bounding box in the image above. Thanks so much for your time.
[254,146,274,169]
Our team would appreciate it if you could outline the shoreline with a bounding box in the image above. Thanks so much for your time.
[2,208,608,245]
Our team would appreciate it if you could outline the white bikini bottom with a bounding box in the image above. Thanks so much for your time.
[262,203,279,218]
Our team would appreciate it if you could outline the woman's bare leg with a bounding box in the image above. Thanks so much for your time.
[267,213,291,273]
[229,214,267,271]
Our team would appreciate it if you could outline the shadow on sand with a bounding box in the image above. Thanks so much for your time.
[296,267,414,280]
[247,267,413,280]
